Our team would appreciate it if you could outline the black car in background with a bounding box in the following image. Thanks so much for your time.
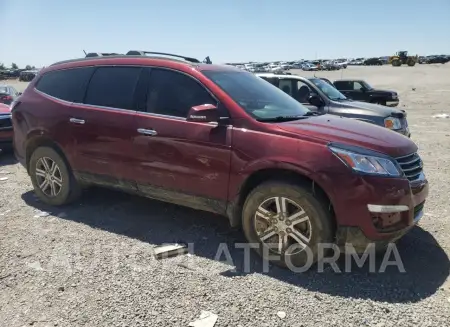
[333,79,399,107]
[256,73,410,137]
[364,58,383,66]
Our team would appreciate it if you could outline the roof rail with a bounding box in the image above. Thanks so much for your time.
[125,50,201,63]
[85,52,121,58]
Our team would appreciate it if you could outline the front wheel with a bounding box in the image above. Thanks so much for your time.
[242,181,334,269]
[29,146,81,206]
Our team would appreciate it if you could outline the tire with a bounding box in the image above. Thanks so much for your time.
[242,181,334,269]
[29,146,81,206]
[377,100,386,106]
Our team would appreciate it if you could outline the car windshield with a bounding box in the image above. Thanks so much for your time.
[309,78,347,101]
[203,71,310,120]
[361,81,373,90]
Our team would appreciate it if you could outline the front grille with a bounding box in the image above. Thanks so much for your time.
[395,152,423,182]
[0,115,12,130]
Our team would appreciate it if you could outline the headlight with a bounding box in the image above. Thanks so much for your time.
[384,117,402,130]
[329,146,401,176]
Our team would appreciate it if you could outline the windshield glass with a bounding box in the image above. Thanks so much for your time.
[361,81,373,90]
[309,78,347,101]
[203,71,310,119]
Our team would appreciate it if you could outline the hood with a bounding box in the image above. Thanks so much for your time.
[335,100,404,118]
[0,103,10,114]
[277,115,416,157]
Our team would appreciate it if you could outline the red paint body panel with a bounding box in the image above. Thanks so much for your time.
[11,56,429,244]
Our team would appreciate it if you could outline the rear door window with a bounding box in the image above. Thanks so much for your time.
[84,67,142,110]
[35,67,95,103]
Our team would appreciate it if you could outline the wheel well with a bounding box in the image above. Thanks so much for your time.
[229,168,336,228]
[25,137,69,174]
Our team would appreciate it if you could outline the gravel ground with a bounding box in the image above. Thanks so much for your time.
[1,65,450,327]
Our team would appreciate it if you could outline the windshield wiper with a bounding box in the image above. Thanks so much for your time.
[256,115,309,122]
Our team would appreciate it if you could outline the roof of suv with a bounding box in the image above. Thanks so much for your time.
[45,55,241,74]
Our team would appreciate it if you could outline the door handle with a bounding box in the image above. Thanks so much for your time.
[69,118,85,125]
[137,128,158,136]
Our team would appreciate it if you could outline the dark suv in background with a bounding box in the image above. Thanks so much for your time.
[12,51,428,268]
[256,73,410,137]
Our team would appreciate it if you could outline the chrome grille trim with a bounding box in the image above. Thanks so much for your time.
[395,152,423,182]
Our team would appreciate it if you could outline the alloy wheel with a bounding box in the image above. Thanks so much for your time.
[35,157,63,197]
[254,196,312,255]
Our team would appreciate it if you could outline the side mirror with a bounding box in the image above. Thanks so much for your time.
[308,95,323,107]
[359,87,366,92]
[187,104,219,123]
[17,92,22,96]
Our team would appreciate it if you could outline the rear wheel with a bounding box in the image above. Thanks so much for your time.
[29,146,81,206]
[242,181,334,269]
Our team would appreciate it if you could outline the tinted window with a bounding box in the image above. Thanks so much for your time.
[84,67,142,110]
[334,81,352,90]
[146,69,215,117]
[35,67,94,102]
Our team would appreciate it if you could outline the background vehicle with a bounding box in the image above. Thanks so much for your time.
[389,51,418,67]
[0,103,13,149]
[19,69,39,81]
[256,73,409,136]
[12,51,426,268]
[364,58,383,66]
[302,62,318,71]
[0,84,21,105]
[333,79,399,106]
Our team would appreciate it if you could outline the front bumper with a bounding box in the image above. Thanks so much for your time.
[0,128,13,147]
[332,173,429,253]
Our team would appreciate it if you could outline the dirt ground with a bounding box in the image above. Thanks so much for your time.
[1,65,450,326]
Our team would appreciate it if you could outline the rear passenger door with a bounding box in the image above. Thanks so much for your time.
[132,68,231,213]
[68,66,142,185]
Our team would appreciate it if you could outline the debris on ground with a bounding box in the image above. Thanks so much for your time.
[0,209,11,216]
[153,243,188,259]
[188,311,218,327]
[33,210,50,218]
[277,311,287,319]
[0,177,8,181]
[432,113,450,119]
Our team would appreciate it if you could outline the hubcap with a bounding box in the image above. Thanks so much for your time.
[254,196,312,255]
[35,157,63,197]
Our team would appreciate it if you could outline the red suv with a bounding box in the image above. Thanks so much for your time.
[12,51,429,267]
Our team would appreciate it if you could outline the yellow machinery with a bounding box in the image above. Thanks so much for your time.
[389,51,418,67]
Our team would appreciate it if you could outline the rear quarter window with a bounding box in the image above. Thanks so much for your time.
[35,67,95,103]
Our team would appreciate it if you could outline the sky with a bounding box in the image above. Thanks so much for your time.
[1,0,449,68]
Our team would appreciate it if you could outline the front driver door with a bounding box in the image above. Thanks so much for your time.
[132,68,232,214]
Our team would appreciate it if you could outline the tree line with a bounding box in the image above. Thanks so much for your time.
[0,63,36,70]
